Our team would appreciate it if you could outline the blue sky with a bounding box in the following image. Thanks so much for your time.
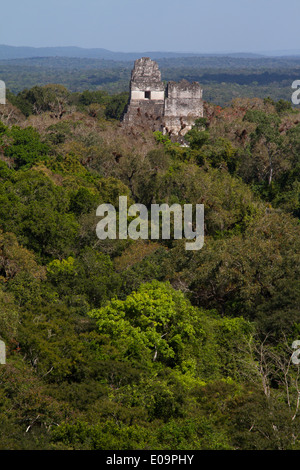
[1,0,299,53]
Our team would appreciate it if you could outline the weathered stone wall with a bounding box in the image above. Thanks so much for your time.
[164,80,203,116]
[129,57,165,100]
[122,58,203,137]
[123,100,164,131]
[163,80,203,136]
[123,57,165,130]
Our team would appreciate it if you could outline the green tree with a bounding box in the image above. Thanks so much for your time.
[105,92,129,120]
[1,125,49,169]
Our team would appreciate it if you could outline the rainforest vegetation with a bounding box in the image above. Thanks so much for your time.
[0,83,300,450]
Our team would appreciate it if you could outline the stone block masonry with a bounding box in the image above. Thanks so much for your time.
[122,57,165,131]
[123,57,203,138]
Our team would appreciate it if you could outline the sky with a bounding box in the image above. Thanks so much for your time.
[0,0,299,54]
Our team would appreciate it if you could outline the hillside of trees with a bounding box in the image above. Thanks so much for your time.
[0,84,300,450]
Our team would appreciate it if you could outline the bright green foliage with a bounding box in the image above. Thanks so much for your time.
[89,281,205,369]
[89,281,254,382]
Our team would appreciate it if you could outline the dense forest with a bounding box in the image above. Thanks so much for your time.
[0,82,300,450]
[1,55,300,105]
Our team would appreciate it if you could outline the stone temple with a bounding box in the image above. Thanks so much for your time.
[122,57,203,139]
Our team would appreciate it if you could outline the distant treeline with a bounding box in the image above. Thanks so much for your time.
[1,56,300,106]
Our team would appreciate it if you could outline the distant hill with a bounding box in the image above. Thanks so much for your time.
[0,44,265,61]
[261,49,300,57]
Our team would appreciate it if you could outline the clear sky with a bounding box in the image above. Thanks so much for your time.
[1,0,299,53]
